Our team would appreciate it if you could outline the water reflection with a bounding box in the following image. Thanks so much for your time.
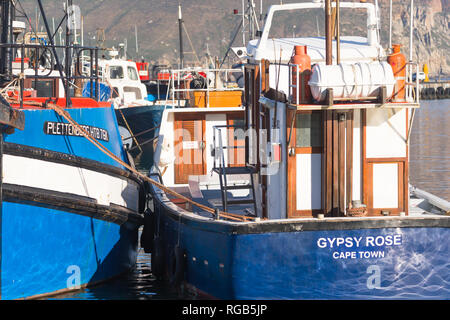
[410,99,450,201]
[49,247,191,300]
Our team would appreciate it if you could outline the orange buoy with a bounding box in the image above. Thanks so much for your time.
[387,44,406,101]
[290,45,311,104]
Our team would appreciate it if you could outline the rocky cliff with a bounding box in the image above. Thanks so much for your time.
[382,0,449,76]
[19,0,449,76]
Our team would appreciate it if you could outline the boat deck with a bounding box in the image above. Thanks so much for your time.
[164,175,449,221]
[168,174,256,219]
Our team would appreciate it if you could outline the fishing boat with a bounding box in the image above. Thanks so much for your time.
[0,0,144,299]
[144,0,449,299]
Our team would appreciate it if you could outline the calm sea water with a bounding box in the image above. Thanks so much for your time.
[51,99,449,300]
[49,235,193,300]
[410,99,450,201]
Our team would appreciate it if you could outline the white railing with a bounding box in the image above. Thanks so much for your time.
[284,61,421,105]
[406,62,420,104]
[166,67,244,108]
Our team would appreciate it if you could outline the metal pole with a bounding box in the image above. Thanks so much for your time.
[242,0,245,46]
[135,24,139,57]
[409,0,414,99]
[336,0,340,64]
[95,48,99,101]
[178,5,184,69]
[0,0,12,85]
[325,0,332,65]
[409,0,414,62]
[389,0,392,49]
[65,0,72,107]
[260,0,263,24]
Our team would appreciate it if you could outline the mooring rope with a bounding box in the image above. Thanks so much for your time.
[10,99,254,222]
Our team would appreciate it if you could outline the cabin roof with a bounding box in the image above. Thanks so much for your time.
[247,36,383,63]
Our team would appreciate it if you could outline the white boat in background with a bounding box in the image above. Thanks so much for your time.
[97,48,149,109]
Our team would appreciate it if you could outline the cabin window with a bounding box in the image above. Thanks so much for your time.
[295,113,322,148]
[124,86,142,100]
[31,79,54,97]
[109,66,124,79]
[268,8,367,39]
[127,66,139,81]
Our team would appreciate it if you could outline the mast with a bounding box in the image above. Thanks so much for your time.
[65,0,72,106]
[389,0,392,49]
[336,0,340,64]
[325,0,332,65]
[135,24,138,57]
[178,4,184,69]
[409,0,414,62]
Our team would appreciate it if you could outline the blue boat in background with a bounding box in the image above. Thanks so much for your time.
[0,0,144,299]
[80,49,170,172]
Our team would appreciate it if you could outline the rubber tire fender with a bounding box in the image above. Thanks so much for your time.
[168,245,185,287]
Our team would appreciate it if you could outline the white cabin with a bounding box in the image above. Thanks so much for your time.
[152,1,425,221]
[98,58,148,108]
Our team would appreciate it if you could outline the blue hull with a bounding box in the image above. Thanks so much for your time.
[1,201,138,300]
[5,105,127,167]
[1,103,142,299]
[153,201,450,299]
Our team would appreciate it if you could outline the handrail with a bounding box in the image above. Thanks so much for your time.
[165,67,244,108]
[0,42,101,105]
[279,60,421,105]
[212,124,246,170]
[405,61,420,104]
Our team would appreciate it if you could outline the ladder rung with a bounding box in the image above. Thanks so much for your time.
[224,184,252,190]
[227,199,256,205]
[213,166,257,175]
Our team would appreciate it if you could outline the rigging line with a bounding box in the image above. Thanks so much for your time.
[14,99,253,222]
[118,108,143,153]
[219,4,252,69]
[182,23,200,65]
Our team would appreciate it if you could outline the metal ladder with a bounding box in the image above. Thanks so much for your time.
[212,125,257,215]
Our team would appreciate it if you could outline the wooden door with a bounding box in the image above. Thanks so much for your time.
[174,114,206,184]
[365,160,406,216]
[287,111,324,217]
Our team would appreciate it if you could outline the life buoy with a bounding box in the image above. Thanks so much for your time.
[151,236,164,279]
[167,245,185,287]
